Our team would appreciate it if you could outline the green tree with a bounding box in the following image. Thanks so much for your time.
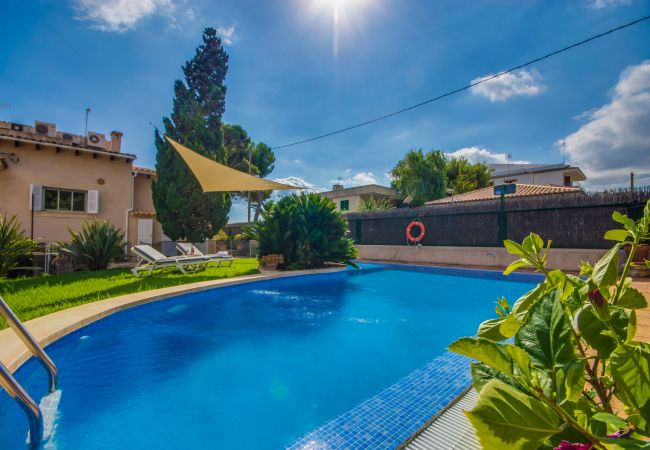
[390,149,448,206]
[446,156,491,194]
[153,27,232,242]
[358,195,393,212]
[245,193,357,269]
[223,124,276,222]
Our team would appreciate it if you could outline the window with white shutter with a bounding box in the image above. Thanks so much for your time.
[87,190,99,214]
[137,219,153,244]
[30,185,42,211]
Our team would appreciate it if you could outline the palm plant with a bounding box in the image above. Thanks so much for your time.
[66,220,125,271]
[245,193,357,269]
[0,214,36,277]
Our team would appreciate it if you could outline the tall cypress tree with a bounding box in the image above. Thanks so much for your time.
[153,28,232,242]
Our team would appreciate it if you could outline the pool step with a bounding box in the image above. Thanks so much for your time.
[403,388,479,450]
[26,390,62,448]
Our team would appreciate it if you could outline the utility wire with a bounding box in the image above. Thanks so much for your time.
[271,15,650,150]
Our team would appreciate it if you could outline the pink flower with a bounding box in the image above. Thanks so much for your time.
[554,441,591,450]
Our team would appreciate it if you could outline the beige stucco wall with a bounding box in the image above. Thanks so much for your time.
[127,173,163,246]
[0,140,132,242]
[356,244,618,272]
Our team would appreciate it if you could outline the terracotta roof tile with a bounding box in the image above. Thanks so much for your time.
[425,184,583,205]
[133,166,156,175]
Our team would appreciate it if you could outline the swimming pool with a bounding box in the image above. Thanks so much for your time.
[0,263,538,449]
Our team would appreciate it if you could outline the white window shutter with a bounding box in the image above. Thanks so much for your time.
[137,219,153,244]
[87,190,99,213]
[30,185,42,211]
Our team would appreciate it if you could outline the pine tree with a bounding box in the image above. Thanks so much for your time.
[153,28,232,242]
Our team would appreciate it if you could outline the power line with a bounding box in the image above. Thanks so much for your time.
[271,15,650,150]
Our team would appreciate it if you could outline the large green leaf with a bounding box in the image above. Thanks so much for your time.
[512,283,547,321]
[465,379,562,450]
[471,362,527,394]
[604,229,630,242]
[578,307,632,359]
[592,243,622,288]
[477,317,508,341]
[504,259,530,275]
[618,287,648,309]
[557,359,586,404]
[515,289,576,371]
[610,343,650,410]
[449,337,532,380]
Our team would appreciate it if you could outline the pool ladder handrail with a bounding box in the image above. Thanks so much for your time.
[0,295,59,447]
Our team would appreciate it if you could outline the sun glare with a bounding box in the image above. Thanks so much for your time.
[305,0,376,56]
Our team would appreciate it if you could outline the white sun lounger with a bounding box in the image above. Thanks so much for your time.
[131,245,208,277]
[176,242,234,267]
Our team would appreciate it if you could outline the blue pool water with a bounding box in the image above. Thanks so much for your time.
[0,264,537,449]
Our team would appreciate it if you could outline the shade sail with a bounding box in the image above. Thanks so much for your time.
[165,136,297,192]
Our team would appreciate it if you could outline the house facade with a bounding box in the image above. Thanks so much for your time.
[489,163,586,187]
[0,120,163,248]
[320,183,402,213]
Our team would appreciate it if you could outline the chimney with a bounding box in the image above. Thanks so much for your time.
[333,183,343,191]
[109,131,123,153]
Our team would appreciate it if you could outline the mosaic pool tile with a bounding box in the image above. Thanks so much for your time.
[287,351,472,450]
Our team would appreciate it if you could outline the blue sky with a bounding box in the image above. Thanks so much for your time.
[2,0,649,222]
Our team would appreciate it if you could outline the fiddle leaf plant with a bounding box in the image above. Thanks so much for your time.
[450,200,650,450]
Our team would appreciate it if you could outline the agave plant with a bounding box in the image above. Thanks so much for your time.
[66,220,125,271]
[245,193,357,269]
[0,214,36,277]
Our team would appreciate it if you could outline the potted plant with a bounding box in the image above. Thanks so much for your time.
[260,254,284,270]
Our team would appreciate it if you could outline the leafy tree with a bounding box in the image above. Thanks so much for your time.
[153,27,232,242]
[450,201,650,450]
[223,125,277,222]
[358,195,393,212]
[245,193,357,269]
[66,220,125,271]
[0,214,35,277]
[389,149,447,206]
[446,156,491,194]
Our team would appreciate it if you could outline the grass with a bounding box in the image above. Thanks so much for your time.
[0,258,259,328]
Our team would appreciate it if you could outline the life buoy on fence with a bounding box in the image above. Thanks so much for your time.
[406,220,425,243]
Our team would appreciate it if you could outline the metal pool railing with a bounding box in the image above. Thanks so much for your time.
[0,295,59,448]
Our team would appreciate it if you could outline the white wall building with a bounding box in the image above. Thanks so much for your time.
[489,163,586,187]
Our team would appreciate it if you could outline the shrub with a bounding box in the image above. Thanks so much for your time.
[450,200,650,450]
[245,193,357,269]
[0,214,36,277]
[66,220,125,271]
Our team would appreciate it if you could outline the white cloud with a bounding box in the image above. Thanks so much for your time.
[73,0,181,32]
[447,147,528,164]
[333,172,378,187]
[271,176,325,200]
[216,25,236,45]
[585,0,631,9]
[561,60,650,187]
[470,69,545,102]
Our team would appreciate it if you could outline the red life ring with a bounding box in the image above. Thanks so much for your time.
[406,221,425,243]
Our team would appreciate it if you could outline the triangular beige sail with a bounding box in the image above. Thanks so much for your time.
[165,136,297,192]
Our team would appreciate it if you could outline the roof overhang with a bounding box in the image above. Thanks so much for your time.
[0,135,136,161]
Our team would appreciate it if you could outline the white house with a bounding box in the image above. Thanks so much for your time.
[489,163,586,187]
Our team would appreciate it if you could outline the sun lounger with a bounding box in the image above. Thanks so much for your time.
[176,242,234,267]
[131,245,208,277]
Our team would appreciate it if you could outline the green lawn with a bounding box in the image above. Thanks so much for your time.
[0,258,259,328]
